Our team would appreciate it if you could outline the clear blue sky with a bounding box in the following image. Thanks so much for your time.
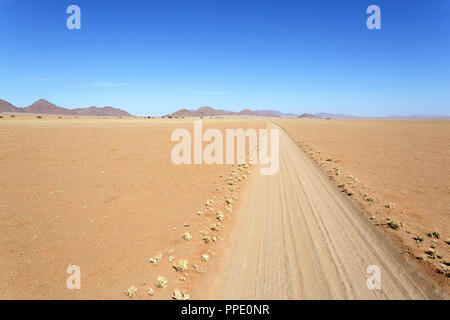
[0,0,449,116]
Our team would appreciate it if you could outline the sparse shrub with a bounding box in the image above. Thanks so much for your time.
[183,232,192,242]
[154,276,167,288]
[149,252,163,266]
[124,286,138,298]
[385,202,395,209]
[173,259,189,272]
[437,266,450,277]
[173,288,190,300]
[201,253,210,262]
[425,248,437,259]
[387,219,403,230]
[427,230,441,239]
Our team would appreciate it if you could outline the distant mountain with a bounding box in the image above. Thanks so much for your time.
[72,106,132,117]
[0,98,133,117]
[298,113,321,118]
[254,110,297,118]
[314,113,357,119]
[24,99,73,115]
[0,99,26,113]
[238,109,260,116]
[167,106,281,118]
[254,110,284,117]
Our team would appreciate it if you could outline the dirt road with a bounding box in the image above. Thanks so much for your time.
[206,123,444,299]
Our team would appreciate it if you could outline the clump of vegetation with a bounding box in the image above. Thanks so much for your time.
[125,286,138,298]
[445,238,450,245]
[183,232,192,242]
[387,219,403,230]
[384,202,395,209]
[37,116,42,119]
[200,230,211,243]
[148,288,155,296]
[149,252,163,266]
[173,288,190,300]
[437,266,450,277]
[210,222,220,231]
[154,276,168,288]
[427,230,441,239]
[413,235,424,243]
[201,253,210,262]
[425,248,437,259]
[173,259,189,272]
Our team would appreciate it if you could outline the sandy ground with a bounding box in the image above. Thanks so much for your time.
[199,123,445,299]
[0,115,263,299]
[1,115,448,299]
[273,119,450,290]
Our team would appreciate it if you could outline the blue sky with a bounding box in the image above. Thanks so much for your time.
[0,0,449,116]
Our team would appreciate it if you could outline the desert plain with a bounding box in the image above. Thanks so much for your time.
[0,114,449,299]
[0,115,263,299]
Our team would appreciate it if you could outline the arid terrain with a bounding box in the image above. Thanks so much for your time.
[1,115,449,299]
[274,119,450,290]
[0,115,263,299]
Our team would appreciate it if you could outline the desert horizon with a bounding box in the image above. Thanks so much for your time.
[2,97,450,120]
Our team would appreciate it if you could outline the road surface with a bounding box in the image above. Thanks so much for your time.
[207,123,443,299]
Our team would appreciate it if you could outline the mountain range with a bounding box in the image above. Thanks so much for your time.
[165,106,319,118]
[0,99,133,117]
[165,106,450,120]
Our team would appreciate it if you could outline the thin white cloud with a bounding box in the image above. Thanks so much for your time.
[25,77,53,82]
[91,81,127,87]
[188,90,232,95]
[33,78,51,82]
